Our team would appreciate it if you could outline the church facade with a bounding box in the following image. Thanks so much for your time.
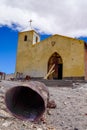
[15,30,87,80]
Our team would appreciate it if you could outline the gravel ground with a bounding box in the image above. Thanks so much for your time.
[0,80,87,130]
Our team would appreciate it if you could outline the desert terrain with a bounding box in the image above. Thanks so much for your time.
[0,79,87,130]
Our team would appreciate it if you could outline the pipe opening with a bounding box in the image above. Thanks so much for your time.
[5,86,45,121]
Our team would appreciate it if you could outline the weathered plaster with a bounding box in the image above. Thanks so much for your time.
[15,30,85,79]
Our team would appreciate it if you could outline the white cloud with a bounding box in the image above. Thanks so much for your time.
[0,0,87,37]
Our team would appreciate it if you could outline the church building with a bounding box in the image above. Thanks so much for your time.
[15,30,87,80]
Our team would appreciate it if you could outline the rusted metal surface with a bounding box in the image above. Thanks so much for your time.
[5,81,49,122]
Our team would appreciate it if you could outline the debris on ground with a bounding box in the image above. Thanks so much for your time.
[0,80,87,130]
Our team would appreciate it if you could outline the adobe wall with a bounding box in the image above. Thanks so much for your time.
[16,31,85,79]
[84,43,87,80]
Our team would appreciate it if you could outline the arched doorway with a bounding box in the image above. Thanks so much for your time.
[48,52,63,79]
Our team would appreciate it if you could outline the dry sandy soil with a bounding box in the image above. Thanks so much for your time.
[0,80,87,130]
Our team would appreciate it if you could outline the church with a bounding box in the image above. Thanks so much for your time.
[15,29,87,80]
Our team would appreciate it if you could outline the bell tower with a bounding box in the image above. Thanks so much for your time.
[17,19,40,45]
[16,29,40,73]
[18,30,40,45]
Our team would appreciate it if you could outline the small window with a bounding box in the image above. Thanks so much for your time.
[36,36,38,43]
[24,35,27,41]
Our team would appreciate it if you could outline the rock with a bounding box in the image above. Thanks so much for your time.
[47,100,56,108]
[67,96,71,99]
[2,121,13,127]
[0,110,12,119]
[85,113,87,116]
[40,115,47,124]
[0,114,7,119]
[32,125,37,128]
[46,126,56,130]
[47,110,52,115]
[74,128,78,130]
[37,128,43,130]
[63,101,67,105]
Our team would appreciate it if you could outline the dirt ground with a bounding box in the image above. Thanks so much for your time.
[0,80,87,130]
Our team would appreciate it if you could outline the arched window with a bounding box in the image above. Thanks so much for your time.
[36,36,38,43]
[24,35,27,41]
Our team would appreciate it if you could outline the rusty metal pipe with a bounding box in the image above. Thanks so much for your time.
[5,81,49,121]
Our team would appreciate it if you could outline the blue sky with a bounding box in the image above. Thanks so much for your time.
[0,26,18,74]
[1,0,87,73]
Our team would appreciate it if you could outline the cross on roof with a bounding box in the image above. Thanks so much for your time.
[29,19,32,29]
